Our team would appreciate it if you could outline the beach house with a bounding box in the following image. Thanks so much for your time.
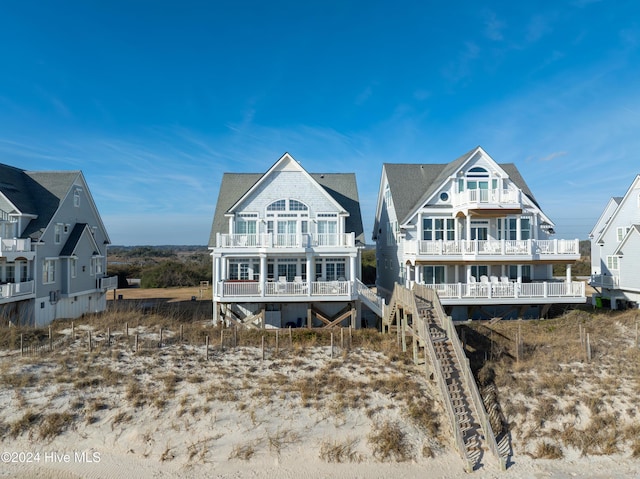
[374,146,585,320]
[208,153,382,328]
[589,175,640,309]
[0,163,117,326]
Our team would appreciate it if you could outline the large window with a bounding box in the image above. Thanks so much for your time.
[423,218,455,241]
[607,256,620,271]
[236,213,257,235]
[423,265,445,284]
[471,265,488,279]
[508,265,532,282]
[43,259,56,284]
[316,258,346,281]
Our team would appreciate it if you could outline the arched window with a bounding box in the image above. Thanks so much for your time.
[267,200,286,211]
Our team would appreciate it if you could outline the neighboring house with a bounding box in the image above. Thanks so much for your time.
[589,175,640,309]
[374,146,586,320]
[0,163,117,326]
[208,153,382,328]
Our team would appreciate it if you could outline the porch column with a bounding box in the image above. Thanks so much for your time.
[516,217,522,240]
[517,265,522,283]
[347,256,358,283]
[306,253,313,296]
[405,263,411,289]
[466,264,472,282]
[214,256,221,284]
[417,213,423,240]
[465,215,471,241]
[566,264,572,283]
[417,265,423,284]
[221,257,227,282]
[259,254,267,297]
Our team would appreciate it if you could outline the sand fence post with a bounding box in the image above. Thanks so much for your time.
[206,335,209,360]
[125,322,129,339]
[159,327,163,348]
[586,332,592,362]
[340,328,344,349]
[20,333,23,357]
[289,326,292,348]
[107,327,111,347]
[88,331,92,352]
[261,335,265,361]
[49,326,52,352]
[330,332,334,359]
[180,324,184,342]
[71,322,75,342]
[134,334,139,352]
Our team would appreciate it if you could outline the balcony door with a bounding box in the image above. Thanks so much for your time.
[470,221,488,241]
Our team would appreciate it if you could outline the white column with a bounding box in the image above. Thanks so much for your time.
[349,255,356,281]
[566,264,572,283]
[516,217,522,241]
[260,254,267,296]
[306,253,313,295]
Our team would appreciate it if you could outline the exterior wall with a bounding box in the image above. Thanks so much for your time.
[590,200,619,274]
[618,232,640,292]
[33,177,110,325]
[375,175,401,296]
[235,171,339,233]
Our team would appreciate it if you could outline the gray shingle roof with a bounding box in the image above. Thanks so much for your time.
[59,223,88,256]
[0,163,79,240]
[383,148,539,225]
[209,172,365,247]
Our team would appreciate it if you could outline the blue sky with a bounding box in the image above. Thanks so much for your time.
[1,1,639,245]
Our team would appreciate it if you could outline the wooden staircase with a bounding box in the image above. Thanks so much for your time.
[384,284,507,472]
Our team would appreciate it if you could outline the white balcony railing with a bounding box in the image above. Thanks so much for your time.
[98,275,118,290]
[406,238,579,257]
[216,232,355,249]
[589,274,619,289]
[216,280,351,299]
[422,280,585,301]
[0,238,32,254]
[0,280,35,300]
[451,188,521,207]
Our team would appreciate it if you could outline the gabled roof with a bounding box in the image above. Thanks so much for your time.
[595,175,640,245]
[589,196,623,239]
[0,163,81,240]
[613,224,640,256]
[383,146,540,225]
[59,223,102,257]
[209,155,364,246]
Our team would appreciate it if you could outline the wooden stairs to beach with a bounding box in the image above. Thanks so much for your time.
[383,284,507,472]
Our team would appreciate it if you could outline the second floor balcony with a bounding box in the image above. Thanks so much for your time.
[452,188,522,209]
[215,232,356,249]
[0,238,35,261]
[404,238,580,261]
[0,280,35,303]
[215,279,353,301]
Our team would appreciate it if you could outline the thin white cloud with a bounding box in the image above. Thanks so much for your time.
[539,151,568,162]
[483,11,505,41]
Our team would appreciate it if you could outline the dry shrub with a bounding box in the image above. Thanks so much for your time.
[229,441,257,460]
[534,441,563,459]
[368,421,410,462]
[39,412,75,440]
[9,410,40,438]
[319,437,362,463]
